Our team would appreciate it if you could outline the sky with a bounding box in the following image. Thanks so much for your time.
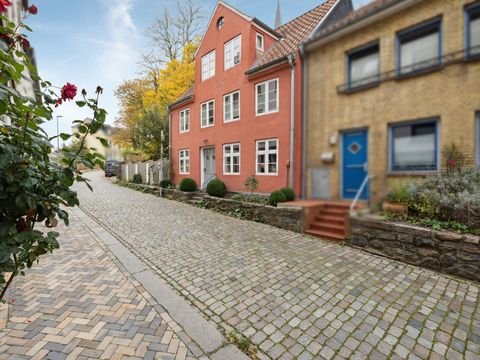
[27,0,372,142]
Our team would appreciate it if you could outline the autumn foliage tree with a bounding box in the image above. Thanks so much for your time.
[113,0,201,160]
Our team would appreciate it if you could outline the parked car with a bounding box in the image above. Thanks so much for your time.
[104,160,119,177]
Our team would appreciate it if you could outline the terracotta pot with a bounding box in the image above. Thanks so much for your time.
[382,201,408,216]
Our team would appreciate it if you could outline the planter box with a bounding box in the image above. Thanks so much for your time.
[348,214,480,283]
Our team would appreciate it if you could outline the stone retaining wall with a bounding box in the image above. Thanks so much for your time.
[349,215,480,282]
[200,195,303,233]
[117,182,303,233]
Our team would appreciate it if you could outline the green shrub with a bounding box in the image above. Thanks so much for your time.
[160,179,173,188]
[207,179,227,197]
[385,183,413,204]
[179,178,197,192]
[132,174,142,184]
[280,187,295,201]
[269,190,287,206]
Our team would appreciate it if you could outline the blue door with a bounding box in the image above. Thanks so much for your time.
[342,130,368,200]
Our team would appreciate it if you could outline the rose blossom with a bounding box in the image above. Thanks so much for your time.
[0,0,12,13]
[60,83,77,101]
[27,4,37,14]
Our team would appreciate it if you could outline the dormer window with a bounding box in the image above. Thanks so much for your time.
[224,35,241,70]
[256,33,264,52]
[217,17,225,29]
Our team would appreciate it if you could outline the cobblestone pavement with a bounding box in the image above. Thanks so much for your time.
[78,172,480,360]
[0,211,200,360]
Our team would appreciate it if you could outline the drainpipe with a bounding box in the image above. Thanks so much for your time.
[300,44,308,199]
[288,53,295,189]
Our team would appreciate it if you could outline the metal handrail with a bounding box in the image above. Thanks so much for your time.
[350,174,375,212]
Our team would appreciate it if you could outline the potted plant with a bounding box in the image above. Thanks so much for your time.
[382,183,411,216]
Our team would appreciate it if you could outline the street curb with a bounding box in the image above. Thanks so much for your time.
[73,207,250,360]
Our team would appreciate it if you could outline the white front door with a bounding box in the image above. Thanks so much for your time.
[202,147,216,188]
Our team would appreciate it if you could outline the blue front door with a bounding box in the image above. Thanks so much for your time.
[342,130,368,200]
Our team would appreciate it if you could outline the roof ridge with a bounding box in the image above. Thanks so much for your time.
[276,0,331,31]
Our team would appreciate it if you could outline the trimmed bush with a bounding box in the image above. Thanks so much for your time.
[160,179,173,188]
[207,179,227,198]
[280,187,295,201]
[132,174,142,184]
[269,190,287,206]
[179,178,197,192]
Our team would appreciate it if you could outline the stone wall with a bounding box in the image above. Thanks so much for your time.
[200,195,304,233]
[116,182,303,233]
[349,215,480,282]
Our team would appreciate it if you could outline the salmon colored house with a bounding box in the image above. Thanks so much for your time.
[169,0,340,195]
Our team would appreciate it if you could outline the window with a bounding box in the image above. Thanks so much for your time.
[179,109,190,133]
[224,35,241,70]
[201,51,216,81]
[390,120,438,172]
[466,3,480,58]
[201,100,215,128]
[223,143,240,175]
[217,17,225,29]
[256,79,278,115]
[256,139,278,175]
[348,43,380,88]
[256,33,264,51]
[223,91,240,122]
[398,19,441,75]
[179,149,190,174]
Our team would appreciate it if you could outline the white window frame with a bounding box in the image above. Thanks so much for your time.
[179,108,190,133]
[201,100,215,128]
[255,78,279,116]
[179,149,190,175]
[223,143,241,175]
[224,35,241,70]
[201,50,216,81]
[223,90,240,123]
[256,139,279,176]
[256,33,264,51]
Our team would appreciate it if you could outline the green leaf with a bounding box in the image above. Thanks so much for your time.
[96,137,109,147]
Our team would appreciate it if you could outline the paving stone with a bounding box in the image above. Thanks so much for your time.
[55,172,480,360]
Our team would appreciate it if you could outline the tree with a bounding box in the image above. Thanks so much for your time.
[113,41,197,160]
[0,5,106,302]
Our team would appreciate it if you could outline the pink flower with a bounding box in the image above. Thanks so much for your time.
[60,83,77,101]
[27,4,37,14]
[0,0,12,13]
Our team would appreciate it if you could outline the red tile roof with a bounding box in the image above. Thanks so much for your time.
[247,0,338,74]
[310,0,408,42]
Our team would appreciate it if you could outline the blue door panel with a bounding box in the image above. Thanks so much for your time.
[342,131,368,200]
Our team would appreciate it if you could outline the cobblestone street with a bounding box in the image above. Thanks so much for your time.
[0,210,203,360]
[73,172,480,359]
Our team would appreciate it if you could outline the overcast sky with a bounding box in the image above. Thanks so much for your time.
[27,0,372,141]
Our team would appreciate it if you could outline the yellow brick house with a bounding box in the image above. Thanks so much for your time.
[302,0,480,205]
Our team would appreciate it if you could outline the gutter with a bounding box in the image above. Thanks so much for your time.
[288,54,295,190]
[300,44,307,199]
[245,55,289,76]
[168,95,194,111]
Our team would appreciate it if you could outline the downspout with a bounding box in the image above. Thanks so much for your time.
[300,44,308,199]
[288,53,295,189]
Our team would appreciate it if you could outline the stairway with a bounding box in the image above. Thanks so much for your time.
[305,203,351,242]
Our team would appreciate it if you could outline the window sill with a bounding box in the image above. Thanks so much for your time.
[256,110,279,117]
[338,81,380,94]
[396,64,442,80]
[200,124,215,129]
[255,173,279,176]
[179,130,190,134]
[387,171,439,177]
[224,118,240,124]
